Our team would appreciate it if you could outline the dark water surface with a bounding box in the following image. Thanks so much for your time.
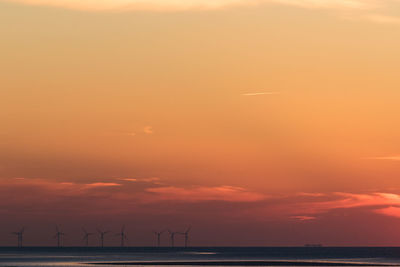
[1,247,400,267]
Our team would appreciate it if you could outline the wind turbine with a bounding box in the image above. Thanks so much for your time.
[97,229,110,247]
[82,228,94,247]
[178,226,191,248]
[54,225,65,247]
[116,225,127,247]
[12,227,25,247]
[168,230,177,247]
[153,230,165,247]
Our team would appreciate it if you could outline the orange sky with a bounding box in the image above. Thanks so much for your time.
[1,0,400,246]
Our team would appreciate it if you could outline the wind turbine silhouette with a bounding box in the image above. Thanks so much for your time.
[116,225,127,247]
[178,226,191,248]
[54,225,65,247]
[153,230,165,247]
[168,230,177,247]
[12,227,25,247]
[82,228,94,247]
[97,229,110,247]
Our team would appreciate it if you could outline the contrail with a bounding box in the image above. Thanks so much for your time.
[364,156,400,161]
[242,92,280,96]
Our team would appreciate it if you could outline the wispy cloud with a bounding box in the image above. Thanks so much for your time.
[363,14,400,24]
[291,215,317,221]
[296,192,326,197]
[118,178,138,182]
[285,192,400,219]
[84,182,121,188]
[117,177,162,184]
[375,206,400,218]
[242,92,280,96]
[0,0,381,12]
[5,178,400,223]
[2,0,399,25]
[143,126,154,135]
[364,156,400,161]
[146,185,267,202]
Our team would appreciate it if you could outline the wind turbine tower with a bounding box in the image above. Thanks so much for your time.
[179,226,191,248]
[116,225,127,247]
[54,225,65,247]
[153,230,165,247]
[12,228,24,247]
[168,230,177,247]
[97,229,110,247]
[82,228,94,247]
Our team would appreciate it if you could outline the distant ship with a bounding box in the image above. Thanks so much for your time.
[304,244,323,247]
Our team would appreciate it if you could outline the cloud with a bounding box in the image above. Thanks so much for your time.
[363,14,400,24]
[244,192,400,222]
[375,206,400,218]
[5,178,400,223]
[118,178,138,182]
[242,92,280,96]
[0,0,381,12]
[84,182,121,188]
[285,192,400,219]
[291,215,317,221]
[117,177,162,184]
[3,178,121,192]
[296,192,326,197]
[143,126,154,135]
[273,0,376,9]
[146,185,267,202]
[365,156,400,161]
[2,0,398,26]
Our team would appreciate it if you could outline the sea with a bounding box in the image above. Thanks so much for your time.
[1,247,400,267]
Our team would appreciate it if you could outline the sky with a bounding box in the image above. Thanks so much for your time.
[1,0,400,247]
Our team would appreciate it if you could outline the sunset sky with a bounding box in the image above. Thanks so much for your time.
[1,0,400,247]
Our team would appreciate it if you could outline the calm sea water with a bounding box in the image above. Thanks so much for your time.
[1,247,400,267]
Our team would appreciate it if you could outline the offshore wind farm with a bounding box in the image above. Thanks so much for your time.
[2,0,400,265]
[6,226,192,248]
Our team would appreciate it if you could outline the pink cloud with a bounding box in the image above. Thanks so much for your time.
[84,182,121,188]
[306,192,400,212]
[5,178,400,222]
[146,185,267,202]
[375,206,400,218]
[117,177,161,183]
[118,178,138,182]
[365,156,400,161]
[291,215,316,221]
[296,192,326,197]
[270,192,400,221]
[143,126,154,134]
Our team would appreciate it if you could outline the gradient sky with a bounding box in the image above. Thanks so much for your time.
[2,0,400,247]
